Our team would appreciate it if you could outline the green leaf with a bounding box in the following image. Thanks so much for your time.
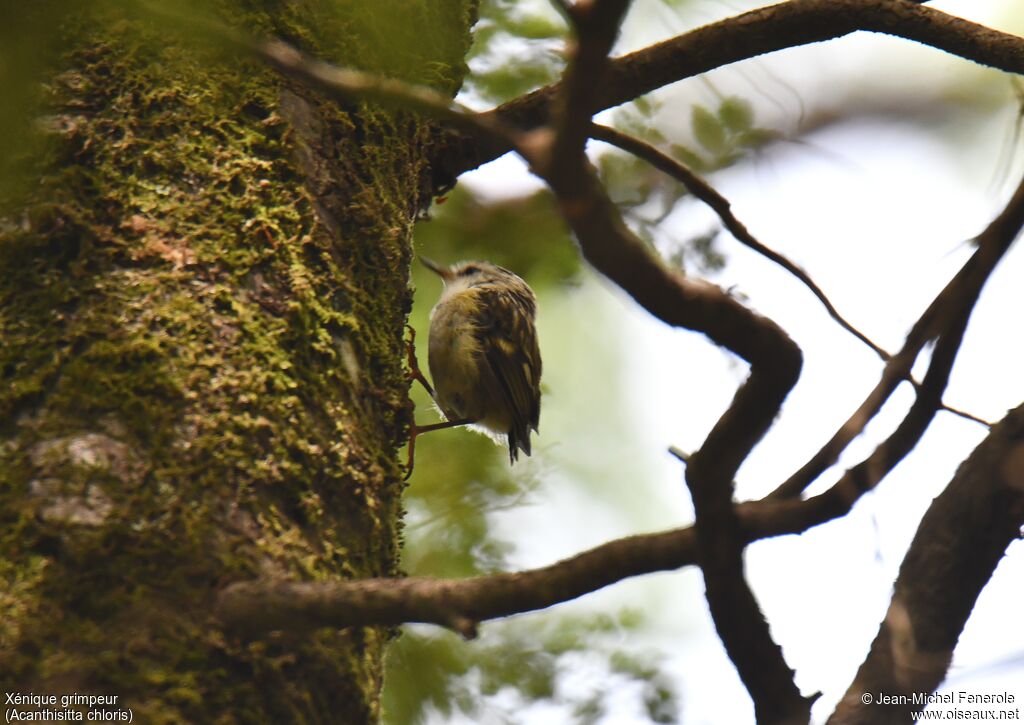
[718,96,755,132]
[669,143,706,172]
[691,104,726,154]
[737,127,782,148]
[509,15,567,40]
[633,96,654,117]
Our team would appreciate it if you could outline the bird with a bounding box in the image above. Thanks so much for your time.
[406,257,541,472]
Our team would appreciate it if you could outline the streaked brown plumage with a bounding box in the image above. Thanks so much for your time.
[421,258,541,462]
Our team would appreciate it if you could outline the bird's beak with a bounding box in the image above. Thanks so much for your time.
[419,256,452,281]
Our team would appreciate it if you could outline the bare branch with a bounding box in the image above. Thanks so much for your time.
[767,285,957,500]
[828,402,1024,725]
[245,39,512,145]
[937,402,993,428]
[212,489,869,638]
[746,303,979,543]
[808,287,974,517]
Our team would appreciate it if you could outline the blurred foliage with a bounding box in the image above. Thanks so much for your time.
[384,612,680,725]
[0,0,473,204]
[684,96,779,170]
[401,430,534,578]
[459,0,714,106]
[0,0,75,203]
[413,187,580,285]
[596,94,775,274]
[461,0,568,105]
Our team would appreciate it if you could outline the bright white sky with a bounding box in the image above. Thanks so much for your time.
[441,2,1024,723]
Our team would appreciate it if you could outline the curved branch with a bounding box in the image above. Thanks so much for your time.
[783,289,975,532]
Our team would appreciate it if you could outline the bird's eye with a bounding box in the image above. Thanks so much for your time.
[460,265,480,276]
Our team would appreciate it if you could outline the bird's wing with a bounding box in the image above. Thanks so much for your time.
[474,284,541,459]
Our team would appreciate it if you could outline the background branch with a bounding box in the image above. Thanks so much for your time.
[138,3,522,154]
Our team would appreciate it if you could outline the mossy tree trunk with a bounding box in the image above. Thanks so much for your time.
[0,2,474,721]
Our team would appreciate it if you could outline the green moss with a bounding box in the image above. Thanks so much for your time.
[0,0,477,720]
[256,0,474,94]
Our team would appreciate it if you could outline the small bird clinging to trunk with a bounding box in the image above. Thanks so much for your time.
[405,258,541,475]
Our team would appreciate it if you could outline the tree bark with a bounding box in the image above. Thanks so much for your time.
[0,3,474,721]
[830,401,1024,725]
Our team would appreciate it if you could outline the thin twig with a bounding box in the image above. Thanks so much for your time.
[667,446,690,464]
[937,402,992,427]
[591,123,889,358]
